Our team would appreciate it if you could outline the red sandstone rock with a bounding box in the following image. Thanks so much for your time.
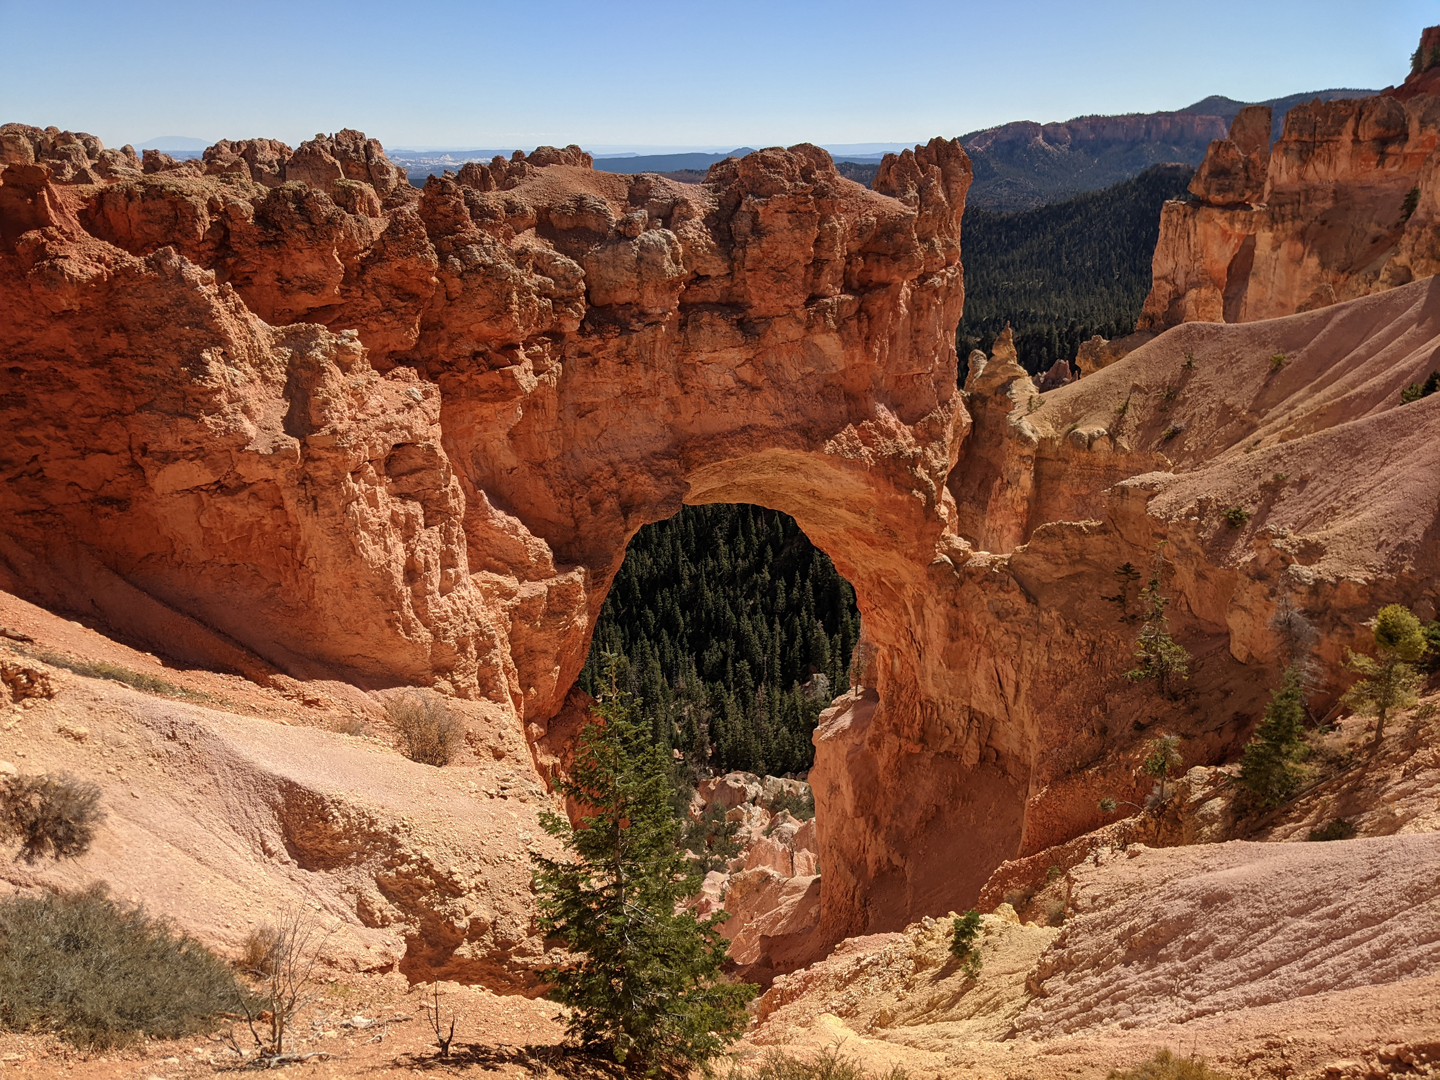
[1141,41,1440,330]
[4,118,1440,969]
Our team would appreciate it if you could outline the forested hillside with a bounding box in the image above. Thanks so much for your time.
[956,163,1194,374]
[578,504,861,779]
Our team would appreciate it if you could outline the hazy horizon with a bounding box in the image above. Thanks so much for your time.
[0,0,1430,152]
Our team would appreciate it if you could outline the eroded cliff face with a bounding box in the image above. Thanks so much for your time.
[1139,75,1440,329]
[3,122,1438,969]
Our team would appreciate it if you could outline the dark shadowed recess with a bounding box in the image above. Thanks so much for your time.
[578,505,861,783]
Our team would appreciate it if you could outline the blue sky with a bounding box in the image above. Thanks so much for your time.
[0,0,1433,152]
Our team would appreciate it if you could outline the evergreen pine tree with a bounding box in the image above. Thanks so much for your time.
[1124,548,1190,699]
[1343,604,1428,749]
[1236,666,1310,808]
[530,684,755,1074]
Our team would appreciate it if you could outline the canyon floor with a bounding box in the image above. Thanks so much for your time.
[2,587,1438,1080]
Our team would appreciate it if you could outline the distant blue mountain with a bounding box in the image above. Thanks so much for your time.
[138,135,210,151]
[591,149,757,173]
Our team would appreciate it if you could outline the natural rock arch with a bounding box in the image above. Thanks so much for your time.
[10,126,1430,960]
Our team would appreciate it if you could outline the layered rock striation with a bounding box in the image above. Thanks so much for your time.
[4,121,1439,972]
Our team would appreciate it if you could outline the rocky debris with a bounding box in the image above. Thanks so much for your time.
[0,660,54,703]
[1034,358,1074,392]
[1073,330,1155,376]
[688,772,820,981]
[752,907,1057,1046]
[1141,36,1440,329]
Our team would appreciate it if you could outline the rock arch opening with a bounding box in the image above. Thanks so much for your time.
[579,503,862,782]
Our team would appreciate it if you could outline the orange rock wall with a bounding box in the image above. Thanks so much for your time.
[4,123,1439,966]
[1140,93,1440,329]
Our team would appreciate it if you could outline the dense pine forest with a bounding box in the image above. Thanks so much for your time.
[578,504,861,779]
[955,163,1194,374]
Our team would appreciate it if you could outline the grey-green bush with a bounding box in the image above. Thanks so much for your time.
[0,885,241,1048]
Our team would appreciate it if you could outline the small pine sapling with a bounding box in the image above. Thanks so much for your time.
[1343,604,1428,749]
[949,909,983,978]
[1124,548,1190,698]
[531,675,755,1073]
[1141,734,1183,803]
[1269,352,1288,372]
[1236,667,1310,808]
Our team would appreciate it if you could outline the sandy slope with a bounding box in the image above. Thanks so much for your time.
[0,589,562,990]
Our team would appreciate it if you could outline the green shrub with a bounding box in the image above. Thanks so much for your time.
[684,802,743,873]
[1401,370,1440,404]
[1424,620,1440,672]
[1307,819,1357,842]
[34,651,197,700]
[949,908,983,977]
[1108,1049,1232,1080]
[0,773,103,862]
[1222,506,1251,528]
[0,885,240,1048]
[1182,351,1197,371]
[1402,185,1421,221]
[1269,352,1288,372]
[767,786,815,821]
[1161,425,1182,442]
[387,692,465,766]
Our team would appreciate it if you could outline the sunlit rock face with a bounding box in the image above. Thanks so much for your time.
[5,125,1438,971]
[1140,89,1440,330]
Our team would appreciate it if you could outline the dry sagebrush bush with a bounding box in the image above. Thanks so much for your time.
[1108,1050,1232,1080]
[0,884,240,1048]
[730,1047,909,1080]
[0,772,104,862]
[387,691,465,766]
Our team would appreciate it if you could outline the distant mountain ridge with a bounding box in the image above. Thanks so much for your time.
[385,88,1378,199]
[961,88,1375,211]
